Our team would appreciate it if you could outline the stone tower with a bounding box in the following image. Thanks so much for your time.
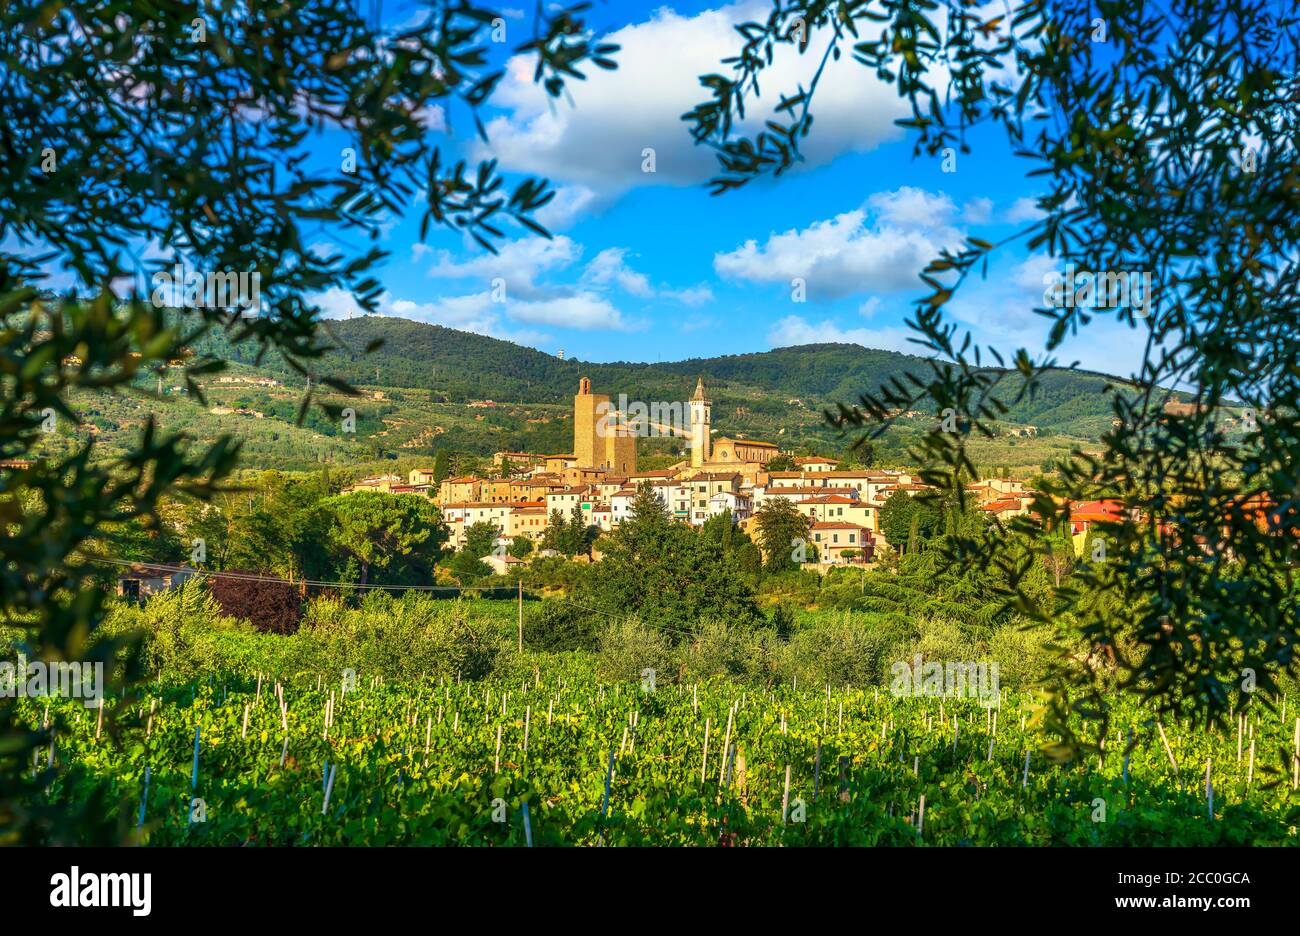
[573,377,637,474]
[573,376,603,468]
[690,376,711,468]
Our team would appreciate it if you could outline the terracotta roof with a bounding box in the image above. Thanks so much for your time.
[981,499,1024,512]
[767,486,860,497]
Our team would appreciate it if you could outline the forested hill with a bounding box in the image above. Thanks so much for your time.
[192,314,1144,439]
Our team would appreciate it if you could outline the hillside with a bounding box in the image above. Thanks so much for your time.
[42,315,1155,474]
[192,316,1139,430]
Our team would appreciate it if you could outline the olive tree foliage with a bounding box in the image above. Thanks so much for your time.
[0,0,617,842]
[685,0,1300,755]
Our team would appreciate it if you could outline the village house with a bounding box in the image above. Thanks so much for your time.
[809,522,874,564]
[794,494,877,532]
[494,451,547,470]
[707,490,753,522]
[506,504,549,541]
[438,476,481,504]
[344,473,404,494]
[546,486,595,517]
[409,467,438,485]
[116,562,197,601]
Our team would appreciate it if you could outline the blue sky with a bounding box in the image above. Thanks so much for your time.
[51,0,1147,379]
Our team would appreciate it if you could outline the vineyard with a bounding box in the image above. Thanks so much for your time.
[16,661,1300,846]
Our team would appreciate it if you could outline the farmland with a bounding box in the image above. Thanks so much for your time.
[15,626,1299,847]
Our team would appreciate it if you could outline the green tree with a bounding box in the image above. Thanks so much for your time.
[0,2,620,841]
[753,498,811,572]
[320,492,448,585]
[567,503,595,557]
[879,490,917,552]
[539,508,570,555]
[686,0,1300,738]
[463,521,500,560]
[578,483,761,637]
[433,450,451,484]
[765,453,796,472]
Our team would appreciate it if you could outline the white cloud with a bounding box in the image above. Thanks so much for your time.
[535,184,608,230]
[309,287,554,345]
[767,315,920,354]
[963,197,994,224]
[509,293,634,330]
[312,286,367,320]
[418,233,707,321]
[1005,196,1044,223]
[425,235,582,300]
[663,285,714,307]
[714,187,964,299]
[475,0,908,200]
[582,247,654,297]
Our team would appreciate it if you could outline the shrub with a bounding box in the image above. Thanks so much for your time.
[678,619,767,683]
[778,616,894,688]
[595,618,671,684]
[523,600,599,652]
[208,571,303,634]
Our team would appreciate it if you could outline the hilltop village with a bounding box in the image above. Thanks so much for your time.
[342,378,1044,567]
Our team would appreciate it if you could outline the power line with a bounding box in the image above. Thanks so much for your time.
[81,556,513,592]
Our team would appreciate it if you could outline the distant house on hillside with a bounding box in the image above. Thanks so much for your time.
[116,562,196,601]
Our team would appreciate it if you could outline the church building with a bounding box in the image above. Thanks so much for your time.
[686,377,780,478]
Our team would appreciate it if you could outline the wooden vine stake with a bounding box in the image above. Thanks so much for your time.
[321,763,337,815]
[700,717,710,784]
[718,705,734,785]
[1293,718,1300,791]
[1205,758,1213,821]
[137,766,150,831]
[1156,719,1180,788]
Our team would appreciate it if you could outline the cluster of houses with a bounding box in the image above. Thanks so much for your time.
[346,456,936,565]
[337,378,1089,568]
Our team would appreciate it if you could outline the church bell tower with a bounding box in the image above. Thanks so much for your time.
[690,376,711,468]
